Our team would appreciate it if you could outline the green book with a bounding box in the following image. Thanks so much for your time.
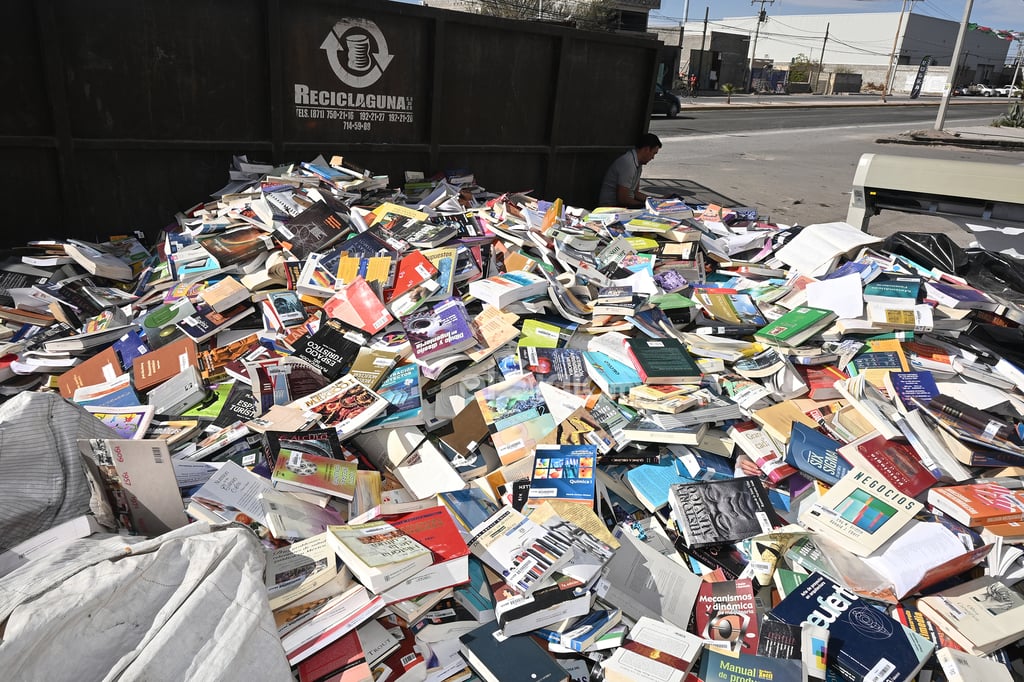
[753,306,836,347]
[625,337,702,384]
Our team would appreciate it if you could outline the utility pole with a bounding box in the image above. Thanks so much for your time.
[934,0,976,130]
[747,0,774,93]
[813,23,829,94]
[677,22,685,85]
[697,7,709,91]
[1011,35,1024,92]
[882,0,914,102]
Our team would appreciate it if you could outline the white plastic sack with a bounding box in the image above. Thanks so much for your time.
[0,523,291,681]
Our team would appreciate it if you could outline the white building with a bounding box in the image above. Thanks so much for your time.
[682,12,1014,92]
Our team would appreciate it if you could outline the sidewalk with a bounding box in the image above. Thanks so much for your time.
[677,92,1024,150]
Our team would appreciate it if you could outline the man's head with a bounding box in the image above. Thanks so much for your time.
[635,133,662,165]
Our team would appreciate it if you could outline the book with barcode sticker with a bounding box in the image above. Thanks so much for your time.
[77,438,188,536]
[668,476,783,548]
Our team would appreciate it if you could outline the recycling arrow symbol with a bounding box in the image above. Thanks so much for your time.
[320,18,393,89]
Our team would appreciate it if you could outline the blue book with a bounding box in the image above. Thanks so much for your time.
[785,422,851,486]
[583,350,642,395]
[625,454,698,512]
[529,443,597,506]
[673,448,734,481]
[365,363,422,429]
[112,329,150,371]
[767,572,933,682]
[885,370,939,413]
[453,557,495,623]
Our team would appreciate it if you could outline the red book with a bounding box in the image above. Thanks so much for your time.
[323,277,393,334]
[794,364,847,400]
[694,578,760,656]
[838,432,938,498]
[297,630,373,682]
[927,482,1024,527]
[374,626,426,682]
[388,252,438,300]
[378,505,471,603]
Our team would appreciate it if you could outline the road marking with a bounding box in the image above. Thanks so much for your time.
[659,118,994,143]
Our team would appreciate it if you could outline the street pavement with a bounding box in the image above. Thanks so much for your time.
[674,92,1024,150]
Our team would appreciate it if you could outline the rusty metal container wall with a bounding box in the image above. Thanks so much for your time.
[0,0,659,246]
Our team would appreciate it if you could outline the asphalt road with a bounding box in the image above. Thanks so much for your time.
[649,101,1009,135]
[641,101,1024,249]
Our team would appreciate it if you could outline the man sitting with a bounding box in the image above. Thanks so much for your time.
[598,133,662,208]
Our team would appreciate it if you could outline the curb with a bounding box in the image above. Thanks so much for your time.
[876,134,1024,150]
[677,99,1009,112]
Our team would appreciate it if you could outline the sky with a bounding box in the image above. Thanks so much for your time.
[649,0,1021,35]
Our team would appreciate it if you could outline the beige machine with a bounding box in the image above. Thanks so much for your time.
[847,153,1024,258]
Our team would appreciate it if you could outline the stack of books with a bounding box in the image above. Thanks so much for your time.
[3,152,1024,682]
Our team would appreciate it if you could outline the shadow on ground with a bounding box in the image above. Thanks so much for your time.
[642,179,744,208]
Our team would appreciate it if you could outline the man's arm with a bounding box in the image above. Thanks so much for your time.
[615,184,647,208]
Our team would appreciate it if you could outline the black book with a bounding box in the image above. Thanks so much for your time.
[265,428,344,461]
[274,201,351,260]
[289,318,367,381]
[668,476,783,548]
[459,624,569,682]
[211,381,259,430]
[336,225,407,257]
[382,216,458,248]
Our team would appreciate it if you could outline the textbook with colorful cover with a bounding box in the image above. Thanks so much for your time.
[271,448,358,500]
[800,468,923,556]
[400,297,477,361]
[527,443,597,507]
[768,572,933,682]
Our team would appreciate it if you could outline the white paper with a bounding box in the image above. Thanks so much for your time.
[806,273,864,319]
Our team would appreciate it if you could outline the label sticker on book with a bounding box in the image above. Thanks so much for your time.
[647,341,665,347]
[101,363,117,382]
[755,511,773,533]
[178,353,190,372]
[276,226,294,240]
[864,659,896,682]
[983,421,1002,440]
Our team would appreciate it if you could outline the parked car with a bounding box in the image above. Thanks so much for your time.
[976,84,997,97]
[995,85,1022,97]
[652,84,681,118]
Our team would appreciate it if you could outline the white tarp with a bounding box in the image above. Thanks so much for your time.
[0,523,292,681]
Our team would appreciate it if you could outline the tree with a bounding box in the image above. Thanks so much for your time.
[476,0,617,31]
[788,53,818,84]
[720,83,737,103]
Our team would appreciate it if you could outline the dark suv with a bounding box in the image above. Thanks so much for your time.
[653,84,681,118]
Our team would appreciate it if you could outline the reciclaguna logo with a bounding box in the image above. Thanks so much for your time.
[293,18,415,130]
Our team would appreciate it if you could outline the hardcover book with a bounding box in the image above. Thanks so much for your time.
[837,432,937,498]
[459,624,569,682]
[625,337,701,384]
[800,468,923,556]
[753,306,836,347]
[668,476,782,547]
[768,572,933,682]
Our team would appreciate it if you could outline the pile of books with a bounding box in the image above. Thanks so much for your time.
[2,153,1024,682]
